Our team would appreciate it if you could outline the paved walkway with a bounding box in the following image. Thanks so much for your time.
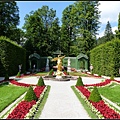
[19,76,103,119]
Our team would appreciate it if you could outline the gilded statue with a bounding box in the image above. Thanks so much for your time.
[52,54,65,76]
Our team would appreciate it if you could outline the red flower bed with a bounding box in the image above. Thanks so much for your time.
[7,100,36,119]
[76,86,90,99]
[76,83,120,119]
[84,79,111,87]
[34,86,45,98]
[9,79,36,87]
[90,100,120,119]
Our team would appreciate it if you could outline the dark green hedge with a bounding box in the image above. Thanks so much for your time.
[90,38,120,77]
[0,36,26,76]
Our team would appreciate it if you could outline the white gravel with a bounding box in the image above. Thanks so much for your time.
[18,76,104,119]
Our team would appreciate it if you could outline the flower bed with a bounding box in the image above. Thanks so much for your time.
[6,85,47,119]
[7,100,36,119]
[9,79,36,87]
[76,79,120,119]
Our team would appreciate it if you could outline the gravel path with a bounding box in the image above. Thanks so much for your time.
[19,76,103,119]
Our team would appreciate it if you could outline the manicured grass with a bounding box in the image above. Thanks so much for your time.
[97,82,120,105]
[0,84,28,112]
[69,72,88,77]
[35,72,49,76]
[71,86,98,119]
[33,85,51,119]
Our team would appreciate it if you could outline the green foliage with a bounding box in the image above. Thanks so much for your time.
[110,75,114,80]
[23,5,60,56]
[0,36,26,76]
[49,69,53,75]
[37,76,45,86]
[16,71,21,77]
[76,76,84,86]
[24,86,38,102]
[0,2,20,42]
[104,21,114,42]
[88,86,102,102]
[90,38,120,77]
[61,1,101,56]
[4,74,9,80]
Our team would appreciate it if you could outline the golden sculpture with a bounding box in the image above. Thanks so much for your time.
[52,54,65,77]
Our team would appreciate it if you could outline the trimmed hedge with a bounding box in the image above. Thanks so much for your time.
[24,86,38,102]
[0,36,26,77]
[88,86,102,102]
[76,76,84,86]
[90,38,120,77]
[37,76,45,86]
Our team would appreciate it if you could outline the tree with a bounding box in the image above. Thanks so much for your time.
[115,13,120,39]
[61,1,101,57]
[23,6,60,56]
[0,2,20,41]
[104,21,114,42]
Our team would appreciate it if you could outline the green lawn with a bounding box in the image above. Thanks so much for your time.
[69,72,88,77]
[98,82,120,105]
[0,84,28,112]
[35,72,48,76]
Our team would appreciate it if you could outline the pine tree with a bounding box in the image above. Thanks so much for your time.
[104,21,114,42]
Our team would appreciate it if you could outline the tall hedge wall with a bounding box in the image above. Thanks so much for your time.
[0,36,26,76]
[90,38,120,77]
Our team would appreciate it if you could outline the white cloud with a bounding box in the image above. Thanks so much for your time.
[99,1,120,24]
[97,1,120,38]
[112,26,118,34]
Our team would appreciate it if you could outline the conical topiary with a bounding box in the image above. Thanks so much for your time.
[37,76,45,86]
[24,86,38,102]
[76,76,84,86]
[16,71,21,77]
[88,86,102,102]
[49,69,53,75]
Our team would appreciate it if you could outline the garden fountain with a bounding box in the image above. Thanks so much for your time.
[43,54,77,81]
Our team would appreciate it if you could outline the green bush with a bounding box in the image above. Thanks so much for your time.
[110,75,114,80]
[4,74,9,80]
[90,38,120,77]
[76,76,84,86]
[37,76,45,86]
[88,86,102,102]
[0,36,26,76]
[49,69,53,75]
[16,71,21,77]
[24,86,38,102]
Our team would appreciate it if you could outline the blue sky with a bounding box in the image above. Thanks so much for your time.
[16,1,120,38]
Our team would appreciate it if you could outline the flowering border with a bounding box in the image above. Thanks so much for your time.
[75,79,120,119]
[5,79,47,119]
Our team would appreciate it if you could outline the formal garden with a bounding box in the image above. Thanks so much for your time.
[1,1,120,119]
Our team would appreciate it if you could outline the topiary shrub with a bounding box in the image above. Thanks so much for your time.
[24,86,38,102]
[110,75,114,80]
[37,76,45,86]
[76,76,84,86]
[16,71,21,77]
[4,73,9,80]
[49,69,53,75]
[88,86,102,102]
